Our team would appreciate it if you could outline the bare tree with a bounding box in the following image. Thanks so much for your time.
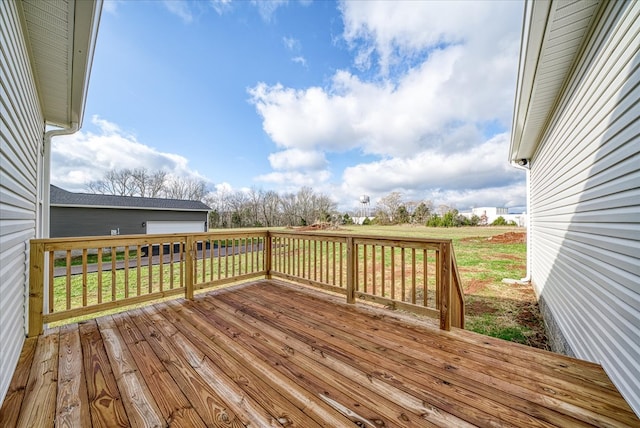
[438,204,451,216]
[86,168,207,201]
[279,192,299,226]
[163,176,207,200]
[313,193,337,223]
[204,190,230,228]
[260,190,281,227]
[86,168,138,196]
[227,191,249,228]
[245,188,264,227]
[376,191,404,224]
[297,186,315,226]
[131,168,166,197]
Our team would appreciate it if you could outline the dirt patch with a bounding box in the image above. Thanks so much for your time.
[465,279,492,294]
[294,222,344,231]
[465,299,499,316]
[516,301,550,350]
[487,232,526,244]
[462,231,526,244]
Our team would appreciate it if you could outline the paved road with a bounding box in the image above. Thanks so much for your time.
[53,243,263,277]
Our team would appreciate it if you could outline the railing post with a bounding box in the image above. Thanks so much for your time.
[185,235,194,299]
[451,248,465,329]
[439,242,451,331]
[29,241,45,337]
[346,237,355,304]
[265,233,272,279]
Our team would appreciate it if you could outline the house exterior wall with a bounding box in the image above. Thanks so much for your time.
[0,0,43,404]
[470,207,513,224]
[529,0,639,413]
[50,206,208,237]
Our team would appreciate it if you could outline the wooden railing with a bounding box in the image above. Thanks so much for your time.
[29,230,464,336]
[270,231,464,330]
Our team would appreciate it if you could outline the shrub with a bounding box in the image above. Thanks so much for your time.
[491,216,508,226]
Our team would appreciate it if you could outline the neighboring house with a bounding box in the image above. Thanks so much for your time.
[459,207,525,226]
[510,0,639,415]
[0,0,102,403]
[50,185,210,237]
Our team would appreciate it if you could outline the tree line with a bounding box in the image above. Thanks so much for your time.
[86,169,515,228]
[85,168,337,228]
[206,186,336,228]
[86,168,208,201]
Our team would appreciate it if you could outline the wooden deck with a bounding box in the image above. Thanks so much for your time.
[1,280,637,427]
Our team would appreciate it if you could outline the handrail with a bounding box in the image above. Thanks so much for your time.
[268,231,464,329]
[451,247,465,329]
[28,230,464,336]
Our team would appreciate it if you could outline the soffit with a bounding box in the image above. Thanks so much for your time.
[18,0,101,128]
[510,0,602,162]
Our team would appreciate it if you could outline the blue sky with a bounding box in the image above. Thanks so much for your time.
[53,0,526,212]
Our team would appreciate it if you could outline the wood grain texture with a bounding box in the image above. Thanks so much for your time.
[78,320,129,428]
[111,311,207,427]
[3,279,638,427]
[0,338,37,427]
[96,316,165,427]
[56,324,90,428]
[16,329,59,427]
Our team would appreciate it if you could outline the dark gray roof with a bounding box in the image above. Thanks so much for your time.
[50,185,210,211]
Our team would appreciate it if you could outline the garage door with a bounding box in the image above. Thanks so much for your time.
[146,220,205,234]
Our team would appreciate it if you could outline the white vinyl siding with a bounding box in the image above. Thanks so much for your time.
[0,0,43,404]
[530,0,639,414]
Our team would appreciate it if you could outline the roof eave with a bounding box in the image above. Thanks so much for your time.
[68,0,102,128]
[51,204,210,212]
[509,0,603,163]
[19,0,102,129]
[509,0,552,162]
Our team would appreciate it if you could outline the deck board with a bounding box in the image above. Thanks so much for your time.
[1,279,638,427]
[16,328,59,427]
[56,324,90,427]
[237,282,626,425]
[0,337,37,428]
[78,319,129,428]
[111,311,208,427]
[221,284,572,427]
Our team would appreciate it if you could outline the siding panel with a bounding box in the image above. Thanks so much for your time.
[530,0,640,414]
[0,0,43,405]
[50,206,208,237]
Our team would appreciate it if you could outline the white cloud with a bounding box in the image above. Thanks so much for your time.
[51,116,207,191]
[210,0,232,15]
[268,149,327,171]
[251,0,288,22]
[282,36,300,51]
[248,1,525,210]
[102,0,123,15]
[340,133,519,194]
[249,41,512,158]
[163,0,194,23]
[435,183,527,211]
[339,0,518,76]
[255,170,331,190]
[291,56,307,67]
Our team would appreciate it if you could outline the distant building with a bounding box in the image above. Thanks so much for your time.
[459,207,525,226]
[50,185,210,237]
